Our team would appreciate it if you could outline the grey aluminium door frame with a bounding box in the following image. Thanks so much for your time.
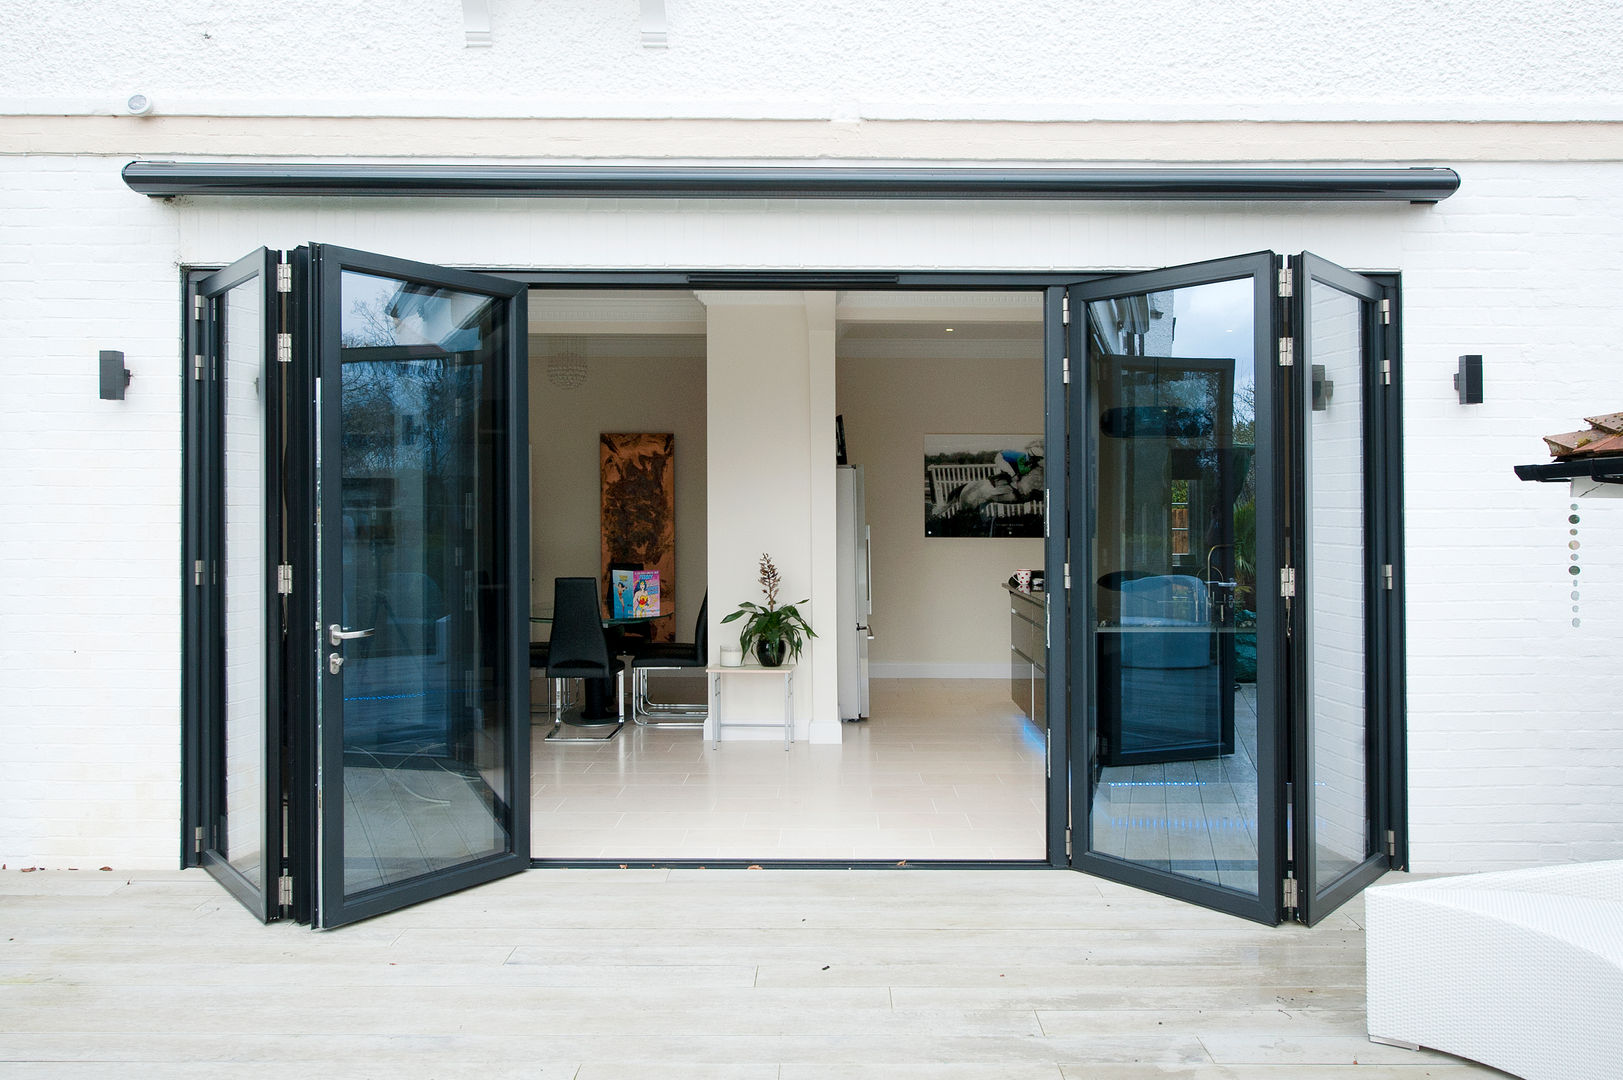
[181,248,288,922]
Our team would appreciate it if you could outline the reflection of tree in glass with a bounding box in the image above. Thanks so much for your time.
[341,295,401,349]
[341,358,466,475]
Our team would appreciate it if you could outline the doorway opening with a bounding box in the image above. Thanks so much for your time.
[524,287,1050,863]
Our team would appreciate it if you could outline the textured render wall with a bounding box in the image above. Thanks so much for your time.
[2,1,1620,120]
[3,154,1623,872]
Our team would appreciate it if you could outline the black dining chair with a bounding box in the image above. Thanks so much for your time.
[627,593,708,728]
[528,640,578,718]
[544,576,625,738]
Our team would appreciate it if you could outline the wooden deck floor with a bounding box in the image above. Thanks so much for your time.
[0,866,1509,1078]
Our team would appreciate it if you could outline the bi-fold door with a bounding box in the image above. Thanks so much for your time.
[185,244,531,928]
[1061,250,1404,925]
[185,249,287,921]
[184,244,1400,929]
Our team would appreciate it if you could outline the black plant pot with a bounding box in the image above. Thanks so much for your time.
[754,638,789,667]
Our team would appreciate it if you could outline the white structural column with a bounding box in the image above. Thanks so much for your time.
[803,292,841,743]
[700,292,839,742]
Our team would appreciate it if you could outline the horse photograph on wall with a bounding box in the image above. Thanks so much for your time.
[924,434,1045,538]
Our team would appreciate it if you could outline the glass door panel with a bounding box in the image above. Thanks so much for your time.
[1291,252,1391,924]
[1069,253,1282,924]
[193,248,282,921]
[311,247,529,928]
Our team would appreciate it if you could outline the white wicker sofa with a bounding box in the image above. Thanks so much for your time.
[1365,861,1623,1080]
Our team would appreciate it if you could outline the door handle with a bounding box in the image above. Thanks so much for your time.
[328,624,376,646]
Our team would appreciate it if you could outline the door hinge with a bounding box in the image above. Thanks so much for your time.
[1278,337,1295,368]
[278,873,293,906]
[1385,829,1398,857]
[193,825,205,853]
[192,354,205,380]
[1379,298,1392,325]
[277,563,293,595]
[1282,876,1299,910]
[1062,356,1070,384]
[1064,826,1072,858]
[1278,266,1293,297]
[1383,564,1394,590]
[1280,566,1296,598]
[1062,295,1070,325]
[276,332,292,364]
[193,559,206,586]
[1064,562,1071,590]
[1380,358,1391,385]
[276,262,292,293]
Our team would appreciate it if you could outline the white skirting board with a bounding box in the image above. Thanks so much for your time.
[869,662,1020,679]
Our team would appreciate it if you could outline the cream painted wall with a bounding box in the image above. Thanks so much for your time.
[702,293,840,742]
[837,351,1044,676]
[527,350,708,641]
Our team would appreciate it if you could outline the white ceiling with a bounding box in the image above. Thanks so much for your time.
[526,289,1043,362]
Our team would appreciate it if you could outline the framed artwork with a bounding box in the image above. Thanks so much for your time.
[600,432,676,641]
[924,433,1044,538]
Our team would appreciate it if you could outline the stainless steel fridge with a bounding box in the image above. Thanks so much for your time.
[835,465,872,721]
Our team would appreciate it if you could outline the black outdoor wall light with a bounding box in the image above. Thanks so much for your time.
[99,350,131,400]
[1455,354,1484,404]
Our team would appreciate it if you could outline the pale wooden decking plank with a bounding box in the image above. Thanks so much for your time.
[0,867,1509,1077]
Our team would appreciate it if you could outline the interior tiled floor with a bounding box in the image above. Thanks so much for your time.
[334,672,1261,884]
[531,677,1050,861]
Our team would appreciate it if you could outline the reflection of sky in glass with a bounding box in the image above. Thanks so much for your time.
[341,270,491,351]
[345,271,399,313]
[1166,277,1255,400]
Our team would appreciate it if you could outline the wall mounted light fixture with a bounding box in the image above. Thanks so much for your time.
[1312,363,1334,411]
[99,350,130,399]
[1455,354,1484,404]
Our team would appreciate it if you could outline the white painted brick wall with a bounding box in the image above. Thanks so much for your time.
[1305,283,1369,873]
[3,155,1621,875]
[0,159,185,869]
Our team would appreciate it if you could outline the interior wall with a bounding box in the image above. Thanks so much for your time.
[527,350,708,641]
[703,293,841,741]
[836,350,1044,676]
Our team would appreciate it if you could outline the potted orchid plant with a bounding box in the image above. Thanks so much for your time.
[721,553,816,667]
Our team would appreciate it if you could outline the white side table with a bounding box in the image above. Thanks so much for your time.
[705,663,796,750]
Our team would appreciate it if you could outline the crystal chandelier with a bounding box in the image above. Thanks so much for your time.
[546,335,588,389]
